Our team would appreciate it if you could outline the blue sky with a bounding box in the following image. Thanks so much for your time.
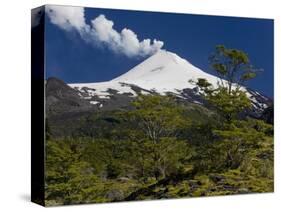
[44,6,274,97]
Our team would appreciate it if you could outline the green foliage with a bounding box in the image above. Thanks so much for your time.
[212,120,266,170]
[45,102,273,205]
[209,87,251,122]
[45,47,273,204]
[209,45,260,92]
[126,95,192,179]
[129,95,190,140]
[45,139,106,205]
[195,46,259,123]
[196,81,252,123]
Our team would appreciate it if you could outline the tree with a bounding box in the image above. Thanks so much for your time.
[195,45,259,123]
[197,82,251,122]
[193,45,269,171]
[212,120,265,169]
[129,95,188,143]
[45,139,105,205]
[209,45,260,94]
[126,95,191,179]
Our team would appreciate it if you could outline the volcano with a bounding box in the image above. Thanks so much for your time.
[69,50,222,97]
[68,50,270,112]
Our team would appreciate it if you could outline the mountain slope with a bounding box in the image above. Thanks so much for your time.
[46,77,94,115]
[112,50,220,94]
[69,50,221,98]
[68,50,271,113]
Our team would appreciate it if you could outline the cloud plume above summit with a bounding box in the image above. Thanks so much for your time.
[44,5,164,57]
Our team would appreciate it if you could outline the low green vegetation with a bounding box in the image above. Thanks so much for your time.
[45,95,273,205]
[45,45,273,205]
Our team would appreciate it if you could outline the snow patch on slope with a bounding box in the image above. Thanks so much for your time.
[71,81,137,99]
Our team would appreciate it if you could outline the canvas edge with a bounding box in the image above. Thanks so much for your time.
[31,5,46,207]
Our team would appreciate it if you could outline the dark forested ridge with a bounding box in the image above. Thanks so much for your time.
[45,46,273,206]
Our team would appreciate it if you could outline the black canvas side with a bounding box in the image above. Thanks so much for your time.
[31,6,45,206]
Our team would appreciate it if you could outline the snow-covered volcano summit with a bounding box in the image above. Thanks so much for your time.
[68,50,270,111]
[112,50,220,93]
[69,50,220,98]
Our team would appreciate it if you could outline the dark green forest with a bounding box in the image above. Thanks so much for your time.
[45,46,274,206]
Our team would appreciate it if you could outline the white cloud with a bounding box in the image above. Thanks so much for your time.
[43,6,164,57]
[45,5,86,31]
[120,28,140,56]
[91,15,120,43]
